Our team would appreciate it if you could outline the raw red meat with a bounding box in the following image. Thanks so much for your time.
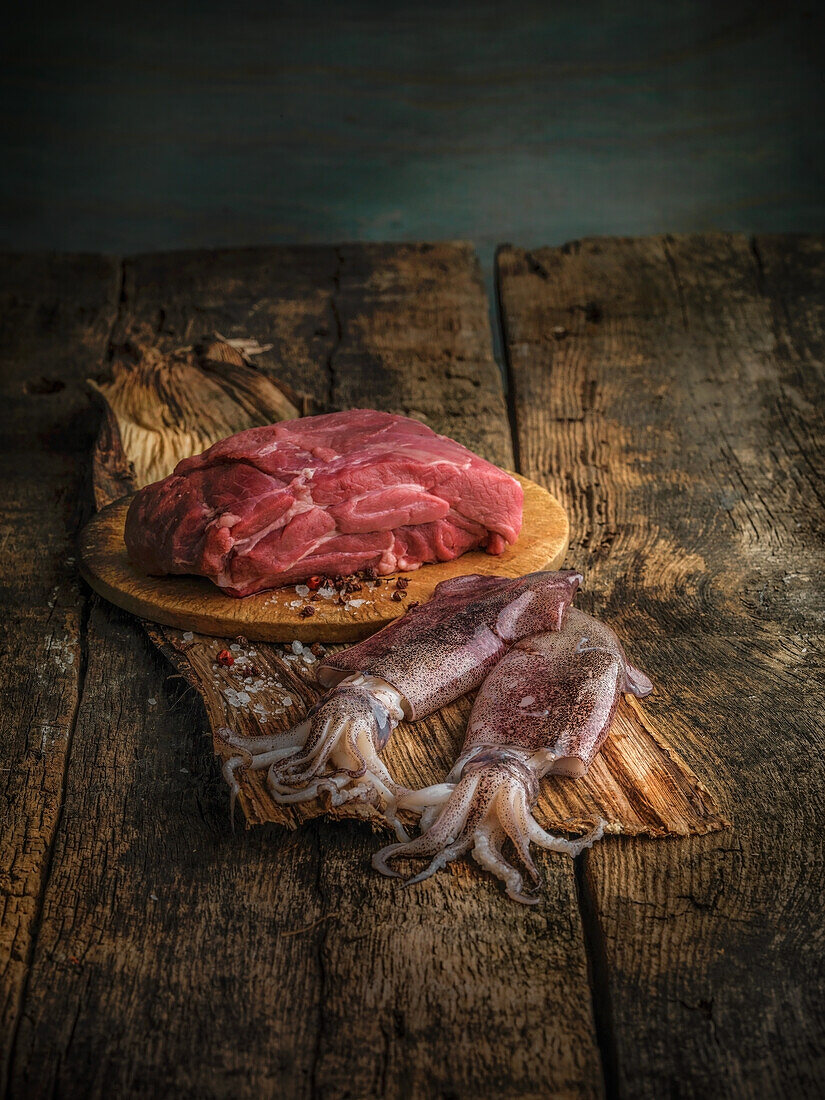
[124,409,523,597]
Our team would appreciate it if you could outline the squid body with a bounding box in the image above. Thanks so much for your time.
[374,609,653,902]
[219,570,582,833]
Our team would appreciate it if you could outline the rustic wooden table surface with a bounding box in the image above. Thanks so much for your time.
[1,236,822,1099]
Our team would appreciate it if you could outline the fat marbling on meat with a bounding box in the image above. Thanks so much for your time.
[124,409,523,596]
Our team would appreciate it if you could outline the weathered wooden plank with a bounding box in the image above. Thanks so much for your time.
[298,244,600,1100]
[8,601,325,1098]
[332,243,513,466]
[111,245,340,412]
[498,233,825,1099]
[10,245,604,1098]
[0,253,121,1091]
[4,247,335,1098]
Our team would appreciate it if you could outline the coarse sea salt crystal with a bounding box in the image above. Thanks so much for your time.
[318,587,335,599]
[223,687,251,707]
[182,631,194,642]
[291,640,303,654]
[295,584,310,596]
[289,600,302,609]
[347,599,366,608]
[230,643,243,654]
[282,696,293,707]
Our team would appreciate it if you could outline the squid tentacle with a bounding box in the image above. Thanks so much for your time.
[404,836,475,886]
[499,785,541,887]
[515,785,604,856]
[217,722,310,825]
[276,715,368,786]
[268,680,403,793]
[266,772,352,804]
[472,825,537,905]
[219,675,409,833]
[266,763,410,841]
[373,753,606,903]
[372,771,483,876]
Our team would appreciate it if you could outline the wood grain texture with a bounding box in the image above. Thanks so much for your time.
[4,245,606,1099]
[0,253,120,1092]
[7,600,327,1098]
[498,233,825,1099]
[77,475,569,641]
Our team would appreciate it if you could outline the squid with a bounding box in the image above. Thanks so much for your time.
[219,570,582,834]
[373,609,653,902]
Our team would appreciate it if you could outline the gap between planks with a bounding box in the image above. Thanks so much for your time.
[3,593,92,1099]
[496,250,616,1100]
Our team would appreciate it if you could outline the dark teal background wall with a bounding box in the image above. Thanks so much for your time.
[2,0,823,271]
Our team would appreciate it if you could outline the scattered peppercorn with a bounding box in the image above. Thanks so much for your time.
[391,589,407,602]
[247,662,262,676]
[394,576,410,589]
[307,575,323,591]
[299,605,316,618]
[235,635,249,646]
[217,649,234,667]
[310,642,325,657]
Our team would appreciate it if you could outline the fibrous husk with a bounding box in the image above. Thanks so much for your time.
[88,336,307,507]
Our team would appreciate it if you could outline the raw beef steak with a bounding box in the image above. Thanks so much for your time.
[124,409,523,597]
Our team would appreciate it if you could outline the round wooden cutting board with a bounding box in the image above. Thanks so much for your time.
[78,474,570,641]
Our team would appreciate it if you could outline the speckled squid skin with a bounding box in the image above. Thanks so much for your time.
[458,609,654,777]
[221,570,582,836]
[372,609,653,902]
[318,570,582,719]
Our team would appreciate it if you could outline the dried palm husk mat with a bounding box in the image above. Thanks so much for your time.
[89,341,729,838]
